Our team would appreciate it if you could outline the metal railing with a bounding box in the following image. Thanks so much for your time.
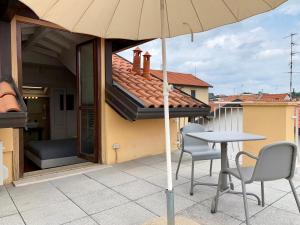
[177,102,243,160]
[294,106,300,167]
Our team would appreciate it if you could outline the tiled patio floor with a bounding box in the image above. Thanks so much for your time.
[1,151,300,225]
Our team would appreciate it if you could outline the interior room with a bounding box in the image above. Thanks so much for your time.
[20,23,94,173]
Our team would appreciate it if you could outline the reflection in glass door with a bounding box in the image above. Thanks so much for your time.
[77,40,98,162]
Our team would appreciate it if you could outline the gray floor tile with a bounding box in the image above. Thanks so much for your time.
[6,182,56,198]
[8,182,67,212]
[92,202,157,225]
[85,168,137,187]
[174,182,217,203]
[178,204,241,225]
[0,214,25,225]
[21,200,86,225]
[196,173,241,187]
[134,154,165,166]
[113,161,144,171]
[272,192,300,214]
[124,166,162,179]
[63,216,98,225]
[249,206,300,225]
[136,191,195,216]
[234,182,287,205]
[175,164,211,179]
[144,172,189,188]
[0,186,18,218]
[201,194,264,221]
[72,188,129,215]
[148,161,187,173]
[51,174,106,198]
[196,159,222,174]
[264,179,300,192]
[113,180,162,200]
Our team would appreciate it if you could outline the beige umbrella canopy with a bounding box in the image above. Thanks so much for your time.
[19,0,287,224]
[20,0,286,40]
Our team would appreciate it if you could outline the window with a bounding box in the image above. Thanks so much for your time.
[59,94,64,110]
[66,94,75,110]
[191,90,196,98]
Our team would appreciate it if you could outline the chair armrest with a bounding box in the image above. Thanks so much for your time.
[235,151,258,181]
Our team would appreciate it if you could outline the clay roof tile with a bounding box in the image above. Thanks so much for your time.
[112,54,205,109]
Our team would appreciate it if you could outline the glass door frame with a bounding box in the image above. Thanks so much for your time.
[76,39,100,163]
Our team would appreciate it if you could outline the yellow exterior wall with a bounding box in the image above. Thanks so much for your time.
[0,128,14,184]
[179,87,209,104]
[243,102,297,166]
[102,104,177,164]
[100,40,177,164]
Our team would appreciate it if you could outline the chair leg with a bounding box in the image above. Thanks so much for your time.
[209,160,213,177]
[190,160,195,196]
[226,156,234,190]
[211,171,222,213]
[261,181,265,207]
[241,181,250,225]
[175,151,184,180]
[289,179,300,213]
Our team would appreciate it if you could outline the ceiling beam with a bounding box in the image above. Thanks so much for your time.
[23,27,50,51]
[21,34,31,41]
[31,46,58,58]
[59,31,79,43]
[22,27,36,35]
[44,32,72,50]
[37,39,62,54]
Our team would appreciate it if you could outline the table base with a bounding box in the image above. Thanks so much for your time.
[211,186,261,213]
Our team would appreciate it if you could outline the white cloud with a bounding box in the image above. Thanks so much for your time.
[256,48,288,59]
[279,2,300,16]
[203,27,265,50]
[118,1,300,95]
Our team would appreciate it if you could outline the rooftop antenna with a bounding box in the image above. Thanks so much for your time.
[284,33,300,99]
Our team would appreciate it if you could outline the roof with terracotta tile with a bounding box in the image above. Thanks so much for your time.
[258,93,290,102]
[210,93,291,113]
[219,93,290,103]
[150,70,212,88]
[0,81,21,113]
[221,94,258,102]
[112,55,206,108]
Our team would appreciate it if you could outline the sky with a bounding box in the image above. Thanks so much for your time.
[119,0,300,95]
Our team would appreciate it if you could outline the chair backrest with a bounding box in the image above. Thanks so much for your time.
[180,123,208,149]
[252,142,297,181]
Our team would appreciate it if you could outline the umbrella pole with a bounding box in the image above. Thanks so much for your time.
[160,0,175,225]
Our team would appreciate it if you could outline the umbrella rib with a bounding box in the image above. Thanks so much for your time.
[164,0,171,38]
[42,0,60,17]
[71,0,95,31]
[104,0,121,37]
[261,0,273,9]
[190,0,204,32]
[137,0,145,40]
[221,0,239,22]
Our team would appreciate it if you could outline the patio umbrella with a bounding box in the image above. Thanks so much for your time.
[19,0,287,224]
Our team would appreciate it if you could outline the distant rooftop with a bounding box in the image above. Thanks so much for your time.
[219,93,290,103]
[150,70,212,88]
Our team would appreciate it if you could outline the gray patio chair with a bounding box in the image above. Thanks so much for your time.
[212,141,300,225]
[175,123,233,195]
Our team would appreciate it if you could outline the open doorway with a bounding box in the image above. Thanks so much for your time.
[19,22,101,175]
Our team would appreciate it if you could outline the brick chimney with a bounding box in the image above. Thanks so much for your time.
[143,51,151,79]
[132,47,142,75]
